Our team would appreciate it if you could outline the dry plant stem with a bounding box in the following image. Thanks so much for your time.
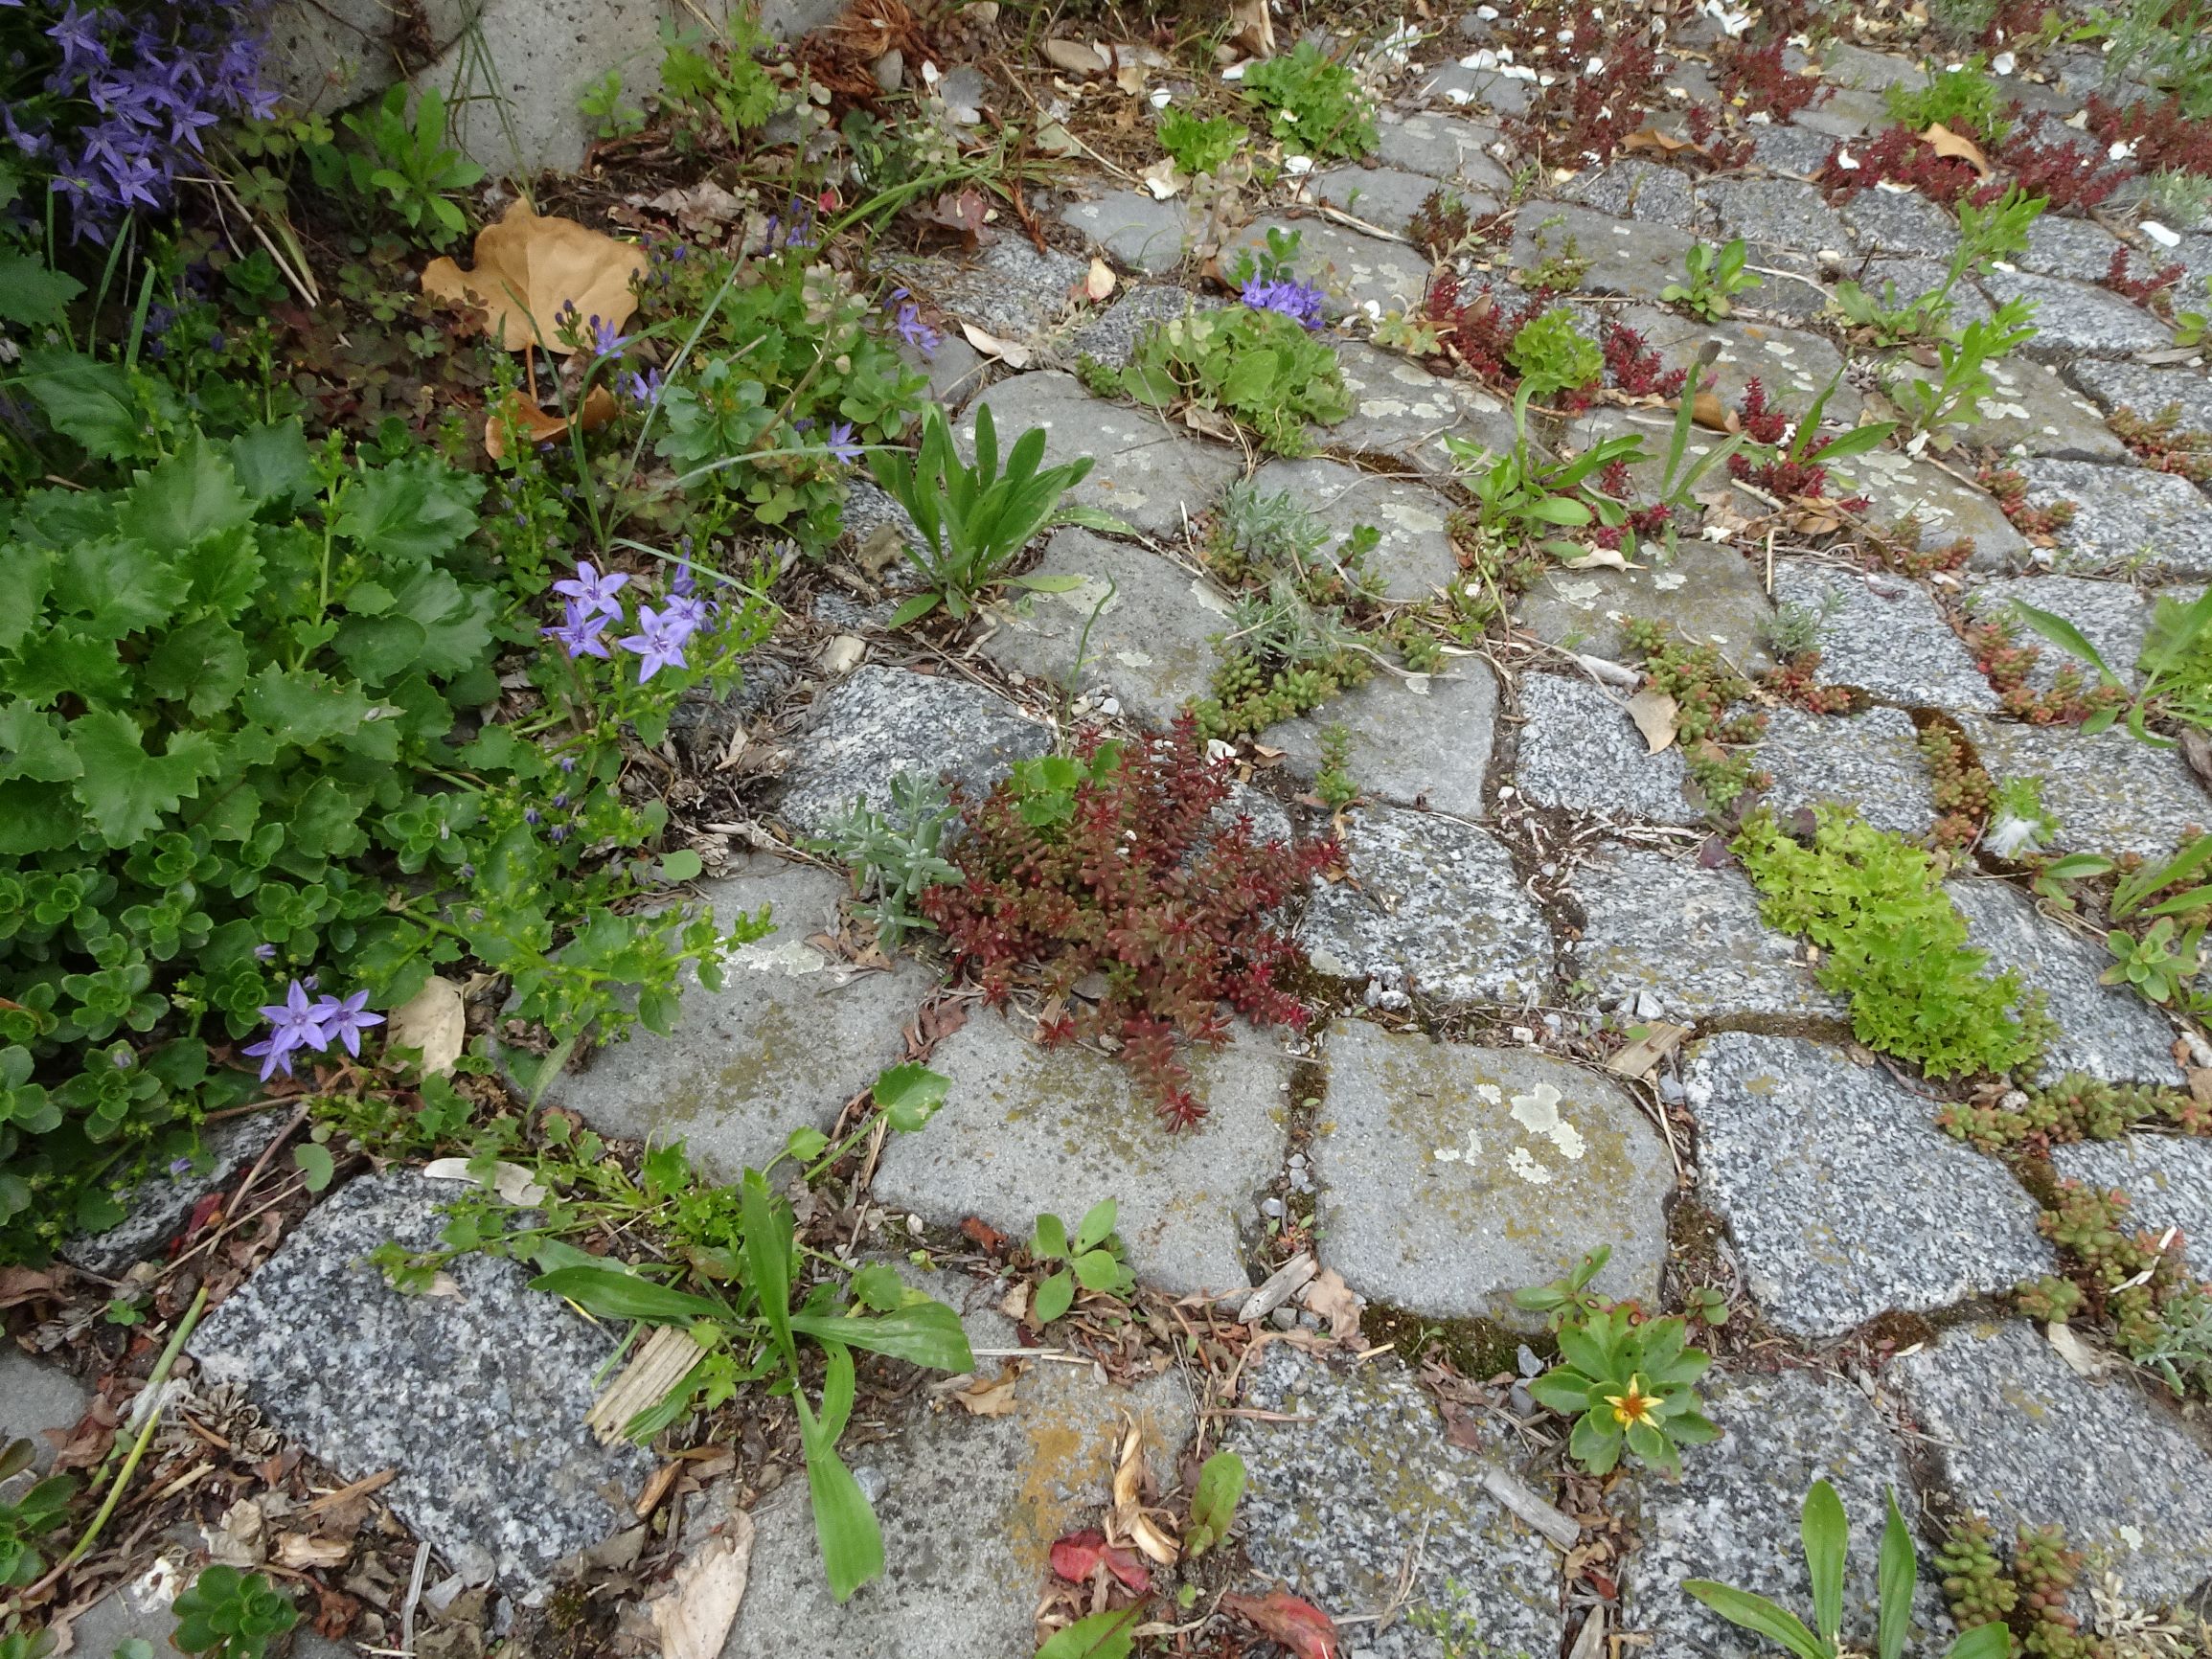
[23,1285,212,1602]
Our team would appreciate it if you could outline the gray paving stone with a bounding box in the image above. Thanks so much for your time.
[1566,844,1840,1021]
[1685,1034,2055,1336]
[1630,1369,1952,1659]
[1981,265,2175,359]
[1515,672,1700,825]
[2017,457,2212,577]
[1821,446,2027,571]
[269,0,478,111]
[1792,84,1891,137]
[1218,217,1432,321]
[1751,124,1842,177]
[2019,214,2130,283]
[406,0,655,170]
[895,239,1091,347]
[873,1010,1290,1296]
[1510,204,1697,304]
[1963,574,2156,691]
[1841,255,1997,328]
[963,371,1240,539]
[1517,541,1777,672]
[1812,41,1927,92]
[1372,110,1514,192]
[1883,352,2126,461]
[1754,704,1939,837]
[1263,654,1500,820]
[1563,159,1702,232]
[1838,189,1963,262]
[2050,1133,2212,1248]
[1060,188,1194,277]
[1064,284,1226,373]
[2066,358,2212,434]
[0,1348,87,1475]
[1606,303,1863,427]
[1245,456,1458,604]
[190,1172,650,1586]
[979,530,1227,730]
[62,1112,283,1278]
[1892,1320,2212,1608]
[1314,1021,1671,1323]
[1958,713,2210,859]
[55,1586,190,1659]
[1770,563,1999,712]
[1323,339,1518,471]
[776,665,1049,836]
[1229,1347,1563,1659]
[1950,877,2184,1086]
[1311,166,1488,238]
[727,1319,1192,1658]
[537,857,931,1177]
[1698,178,1855,269]
[1299,806,1554,1009]
[902,330,986,414]
[1415,60,1537,118]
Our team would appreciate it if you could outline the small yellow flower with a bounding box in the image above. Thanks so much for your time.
[1604,1375,1661,1429]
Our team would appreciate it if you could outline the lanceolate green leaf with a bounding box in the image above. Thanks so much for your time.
[1876,1489,1915,1659]
[2009,602,2116,683]
[1801,1479,1848,1648]
[528,1265,732,1325]
[787,1304,973,1372]
[1681,1582,1830,1659]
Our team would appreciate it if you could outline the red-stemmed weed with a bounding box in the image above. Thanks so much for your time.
[1601,320,1689,400]
[1994,116,2122,213]
[2105,245,2185,308]
[1817,125,1997,206]
[2086,93,2212,178]
[921,717,1330,1128]
[1976,463,2077,541]
[1425,269,1553,392]
[1506,12,1664,166]
[1715,38,1827,124]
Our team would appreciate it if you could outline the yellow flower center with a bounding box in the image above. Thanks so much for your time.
[1604,1376,1660,1429]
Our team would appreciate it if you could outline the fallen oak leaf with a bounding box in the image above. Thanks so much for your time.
[949,1364,1022,1417]
[1622,126,1708,158]
[1560,546,1633,572]
[1624,687,1678,754]
[1920,121,1993,177]
[1689,390,1741,433]
[650,1518,755,1659]
[1296,1266,1364,1342]
[381,975,467,1076]
[1048,1529,1152,1594]
[1084,257,1117,303]
[1221,1591,1340,1659]
[422,197,647,352]
[961,321,1032,368]
[483,384,618,462]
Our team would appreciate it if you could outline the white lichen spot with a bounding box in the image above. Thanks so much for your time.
[1511,1082,1587,1159]
[1475,1082,1504,1105]
[1507,1147,1554,1184]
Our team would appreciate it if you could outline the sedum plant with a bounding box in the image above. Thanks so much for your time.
[1685,1481,2011,1659]
[865,401,1100,626]
[170,1565,298,1659]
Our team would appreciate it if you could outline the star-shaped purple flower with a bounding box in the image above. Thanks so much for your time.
[588,314,632,358]
[552,559,629,619]
[311,990,386,1058]
[243,980,329,1079]
[825,420,863,465]
[544,599,614,660]
[618,602,696,682]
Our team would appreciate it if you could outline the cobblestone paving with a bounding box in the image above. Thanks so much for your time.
[34,16,2212,1658]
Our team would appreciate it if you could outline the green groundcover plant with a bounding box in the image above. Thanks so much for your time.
[0,341,770,1261]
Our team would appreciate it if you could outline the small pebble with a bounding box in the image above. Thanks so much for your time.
[1270,1307,1299,1330]
[1261,1196,1285,1218]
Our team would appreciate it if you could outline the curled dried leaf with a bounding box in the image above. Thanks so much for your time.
[483,384,618,461]
[421,198,647,352]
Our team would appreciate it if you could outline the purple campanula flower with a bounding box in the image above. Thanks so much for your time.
[311,990,384,1058]
[254,942,278,961]
[46,5,105,72]
[588,313,632,358]
[559,756,578,774]
[544,600,613,660]
[618,602,695,682]
[671,558,696,598]
[552,792,569,809]
[549,825,570,844]
[1241,276,1328,331]
[825,420,862,465]
[888,288,940,355]
[664,591,713,633]
[243,979,329,1079]
[619,366,663,407]
[170,1156,194,1176]
[524,808,541,826]
[552,559,629,619]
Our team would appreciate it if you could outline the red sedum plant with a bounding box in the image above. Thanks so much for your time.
[921,718,1330,1127]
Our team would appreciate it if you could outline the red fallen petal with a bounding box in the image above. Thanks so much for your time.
[1098,1542,1151,1595]
[1221,1591,1340,1659]
[1049,1531,1106,1584]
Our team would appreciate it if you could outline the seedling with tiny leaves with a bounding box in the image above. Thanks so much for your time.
[1663,238,1763,321]
[867,401,1107,625]
[1882,298,2040,443]
[1685,1481,2010,1659]
[1030,1199,1134,1323]
[1182,1450,1246,1557]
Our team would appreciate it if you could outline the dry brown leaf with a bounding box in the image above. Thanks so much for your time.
[1689,391,1741,433]
[651,1518,756,1659]
[1920,122,1993,176]
[422,1157,549,1208]
[951,1364,1022,1417]
[1561,547,1631,572]
[1298,1267,1364,1342]
[382,976,467,1075]
[1228,0,1275,57]
[483,384,617,462]
[1622,126,1705,157]
[646,180,747,233]
[1084,257,1117,303]
[2189,1066,2212,1109]
[1139,157,1187,200]
[1625,688,1678,753]
[1042,36,1107,75]
[1181,403,1240,442]
[421,198,647,352]
[997,1281,1030,1321]
[276,1534,352,1569]
[1111,1421,1180,1566]
[960,321,1032,368]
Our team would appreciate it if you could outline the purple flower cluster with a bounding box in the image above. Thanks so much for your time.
[243,980,384,1079]
[541,557,718,684]
[886,286,940,357]
[4,1,279,239]
[1240,275,1328,331]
